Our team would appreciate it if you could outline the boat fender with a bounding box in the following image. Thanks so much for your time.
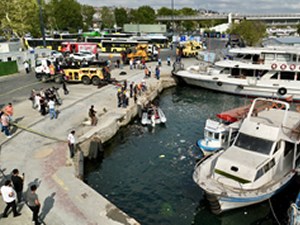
[271,63,277,69]
[280,64,287,70]
[297,105,300,113]
[237,84,244,89]
[217,81,222,86]
[278,87,287,95]
[290,64,296,70]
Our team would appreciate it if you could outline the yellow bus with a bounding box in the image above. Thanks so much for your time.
[24,38,67,51]
[100,40,142,53]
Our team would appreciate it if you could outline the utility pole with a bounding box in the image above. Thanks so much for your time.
[37,0,46,48]
[171,0,174,34]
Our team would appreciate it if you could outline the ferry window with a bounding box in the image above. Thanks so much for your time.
[255,168,264,181]
[243,69,254,76]
[284,141,294,157]
[235,133,274,155]
[265,54,275,60]
[270,73,279,79]
[297,73,300,81]
[263,163,270,173]
[269,159,275,168]
[292,54,298,62]
[220,68,230,74]
[280,72,295,80]
[277,54,290,61]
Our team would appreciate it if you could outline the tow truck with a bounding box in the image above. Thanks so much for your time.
[176,40,203,57]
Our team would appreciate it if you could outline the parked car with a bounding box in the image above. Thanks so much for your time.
[69,52,94,62]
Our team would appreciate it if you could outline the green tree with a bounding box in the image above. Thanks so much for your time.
[227,20,266,46]
[137,6,155,24]
[114,7,128,28]
[128,9,139,24]
[178,7,197,31]
[81,4,95,31]
[101,6,115,29]
[0,0,39,49]
[157,7,180,29]
[47,0,83,32]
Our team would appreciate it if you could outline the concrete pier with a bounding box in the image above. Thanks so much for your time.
[0,58,197,224]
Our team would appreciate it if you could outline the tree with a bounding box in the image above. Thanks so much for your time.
[227,20,266,46]
[128,9,139,24]
[157,7,180,29]
[137,6,155,24]
[101,6,115,29]
[114,7,128,28]
[81,4,96,31]
[178,7,197,31]
[47,0,83,32]
[0,0,40,49]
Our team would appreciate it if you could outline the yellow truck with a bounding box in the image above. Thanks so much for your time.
[177,41,203,58]
[64,67,111,85]
[123,44,158,63]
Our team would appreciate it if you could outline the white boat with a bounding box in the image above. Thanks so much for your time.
[197,105,250,156]
[193,98,300,215]
[173,46,300,102]
[141,107,166,127]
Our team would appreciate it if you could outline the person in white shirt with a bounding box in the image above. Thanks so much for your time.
[0,180,21,217]
[24,61,29,73]
[67,130,76,158]
[47,98,57,119]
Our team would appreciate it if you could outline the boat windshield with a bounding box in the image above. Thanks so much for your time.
[234,133,274,155]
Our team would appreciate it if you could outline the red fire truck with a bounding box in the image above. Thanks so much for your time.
[61,42,98,54]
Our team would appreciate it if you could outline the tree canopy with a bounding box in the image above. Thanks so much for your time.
[114,7,128,28]
[81,4,96,31]
[101,6,115,29]
[227,20,266,46]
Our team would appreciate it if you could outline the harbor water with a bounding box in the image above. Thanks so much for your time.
[85,86,299,225]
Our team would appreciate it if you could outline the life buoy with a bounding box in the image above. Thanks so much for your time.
[280,64,287,70]
[278,87,287,96]
[271,63,277,69]
[297,105,300,113]
[267,101,276,109]
[290,64,296,70]
[275,103,284,110]
[217,81,222,86]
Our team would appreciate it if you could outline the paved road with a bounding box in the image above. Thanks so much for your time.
[0,48,176,110]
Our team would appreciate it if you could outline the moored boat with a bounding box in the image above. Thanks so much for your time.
[289,191,300,225]
[141,106,166,127]
[197,104,250,156]
[193,98,300,215]
[173,46,300,102]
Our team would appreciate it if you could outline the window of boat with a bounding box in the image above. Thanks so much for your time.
[234,133,273,155]
[284,141,294,157]
[280,72,295,80]
[220,68,230,74]
[292,54,298,62]
[277,54,290,61]
[215,133,219,139]
[270,72,279,79]
[241,69,254,76]
[254,168,264,181]
[273,141,281,154]
[297,73,300,81]
[264,53,275,60]
[205,130,214,139]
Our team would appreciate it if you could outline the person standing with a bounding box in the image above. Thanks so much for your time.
[89,105,97,126]
[0,180,21,218]
[27,185,40,225]
[40,96,46,116]
[117,89,122,107]
[35,94,41,112]
[156,66,160,80]
[129,82,134,98]
[47,98,57,119]
[129,58,133,70]
[24,60,29,73]
[1,111,11,138]
[67,130,76,158]
[167,56,171,66]
[158,58,161,67]
[11,169,24,204]
[29,89,36,110]
[62,81,69,95]
[28,59,32,72]
[120,59,123,69]
[4,102,14,124]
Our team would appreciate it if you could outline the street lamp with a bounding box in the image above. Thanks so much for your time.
[37,0,46,48]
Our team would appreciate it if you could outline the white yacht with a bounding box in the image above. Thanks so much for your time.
[173,46,300,102]
[193,98,300,214]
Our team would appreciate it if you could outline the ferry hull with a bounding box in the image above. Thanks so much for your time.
[174,72,300,102]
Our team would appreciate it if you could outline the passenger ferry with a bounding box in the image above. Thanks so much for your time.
[173,46,300,102]
[193,98,300,214]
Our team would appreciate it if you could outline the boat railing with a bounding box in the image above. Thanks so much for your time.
[283,122,300,141]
